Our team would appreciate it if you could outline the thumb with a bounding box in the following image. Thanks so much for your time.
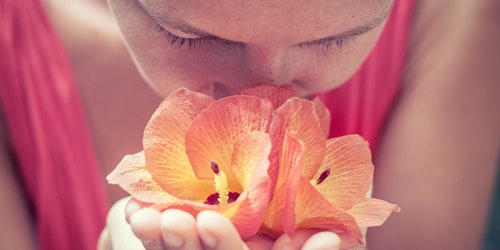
[302,231,341,250]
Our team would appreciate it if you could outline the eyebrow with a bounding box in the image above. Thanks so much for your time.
[138,2,220,38]
[138,1,394,46]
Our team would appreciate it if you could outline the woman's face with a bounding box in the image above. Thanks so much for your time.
[108,0,393,98]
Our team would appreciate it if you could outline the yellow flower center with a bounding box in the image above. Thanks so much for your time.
[211,161,229,205]
[205,162,239,206]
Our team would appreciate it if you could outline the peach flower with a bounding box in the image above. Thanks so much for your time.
[107,87,278,238]
[260,96,400,244]
[107,84,399,242]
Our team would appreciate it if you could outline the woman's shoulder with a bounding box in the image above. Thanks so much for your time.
[0,110,38,250]
[406,0,500,81]
[46,0,163,201]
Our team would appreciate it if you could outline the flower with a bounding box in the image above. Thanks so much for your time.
[260,96,400,244]
[107,84,399,242]
[107,87,280,238]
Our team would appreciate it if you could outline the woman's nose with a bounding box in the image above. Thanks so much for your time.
[242,45,290,85]
[211,45,296,98]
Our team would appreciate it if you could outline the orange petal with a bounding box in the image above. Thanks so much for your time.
[294,178,364,243]
[347,198,401,228]
[153,135,273,239]
[263,132,304,238]
[270,97,326,180]
[143,88,215,200]
[222,134,273,238]
[185,95,273,192]
[238,84,297,109]
[312,97,331,137]
[107,152,177,204]
[312,135,374,210]
[231,131,272,190]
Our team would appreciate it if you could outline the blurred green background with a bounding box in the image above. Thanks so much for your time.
[482,157,500,250]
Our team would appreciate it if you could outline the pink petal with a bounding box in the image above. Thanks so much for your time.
[294,178,364,244]
[143,88,215,200]
[263,132,304,238]
[153,201,213,214]
[185,95,273,192]
[270,97,327,180]
[107,152,177,204]
[224,133,273,238]
[238,84,297,109]
[347,198,401,228]
[312,97,331,137]
[312,135,374,210]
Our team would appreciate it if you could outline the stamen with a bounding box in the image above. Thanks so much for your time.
[210,161,229,205]
[316,168,331,185]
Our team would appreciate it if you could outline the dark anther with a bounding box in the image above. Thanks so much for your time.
[205,193,219,205]
[316,168,331,185]
[204,192,240,205]
[210,161,220,175]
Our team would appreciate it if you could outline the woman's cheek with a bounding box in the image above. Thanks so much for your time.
[107,0,218,97]
[297,27,386,96]
[133,45,245,98]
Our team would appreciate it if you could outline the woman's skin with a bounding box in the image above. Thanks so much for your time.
[108,0,392,99]
[103,0,392,248]
[104,0,500,249]
[1,0,498,249]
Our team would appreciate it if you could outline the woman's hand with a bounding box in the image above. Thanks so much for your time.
[98,197,255,250]
[125,198,269,250]
[99,197,359,250]
[98,197,147,250]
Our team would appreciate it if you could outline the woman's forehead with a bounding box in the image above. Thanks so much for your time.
[139,0,392,44]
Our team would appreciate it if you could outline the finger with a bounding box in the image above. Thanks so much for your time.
[196,210,247,250]
[336,232,362,250]
[244,234,274,250]
[97,227,112,250]
[302,231,341,250]
[272,229,320,250]
[107,197,146,249]
[246,241,271,250]
[130,208,164,250]
[159,209,202,250]
[126,198,151,223]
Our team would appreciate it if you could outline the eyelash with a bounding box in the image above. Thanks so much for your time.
[156,25,356,51]
[156,26,242,49]
[296,36,357,50]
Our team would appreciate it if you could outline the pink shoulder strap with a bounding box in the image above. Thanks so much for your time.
[0,0,109,249]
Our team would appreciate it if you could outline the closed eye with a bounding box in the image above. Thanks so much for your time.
[155,25,243,49]
[157,24,356,51]
[141,0,391,51]
[295,35,358,50]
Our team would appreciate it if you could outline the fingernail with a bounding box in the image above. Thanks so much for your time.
[143,239,164,249]
[200,232,218,248]
[163,233,184,248]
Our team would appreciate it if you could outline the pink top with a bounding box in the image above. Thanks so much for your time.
[319,0,415,154]
[1,0,109,249]
[0,0,413,249]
